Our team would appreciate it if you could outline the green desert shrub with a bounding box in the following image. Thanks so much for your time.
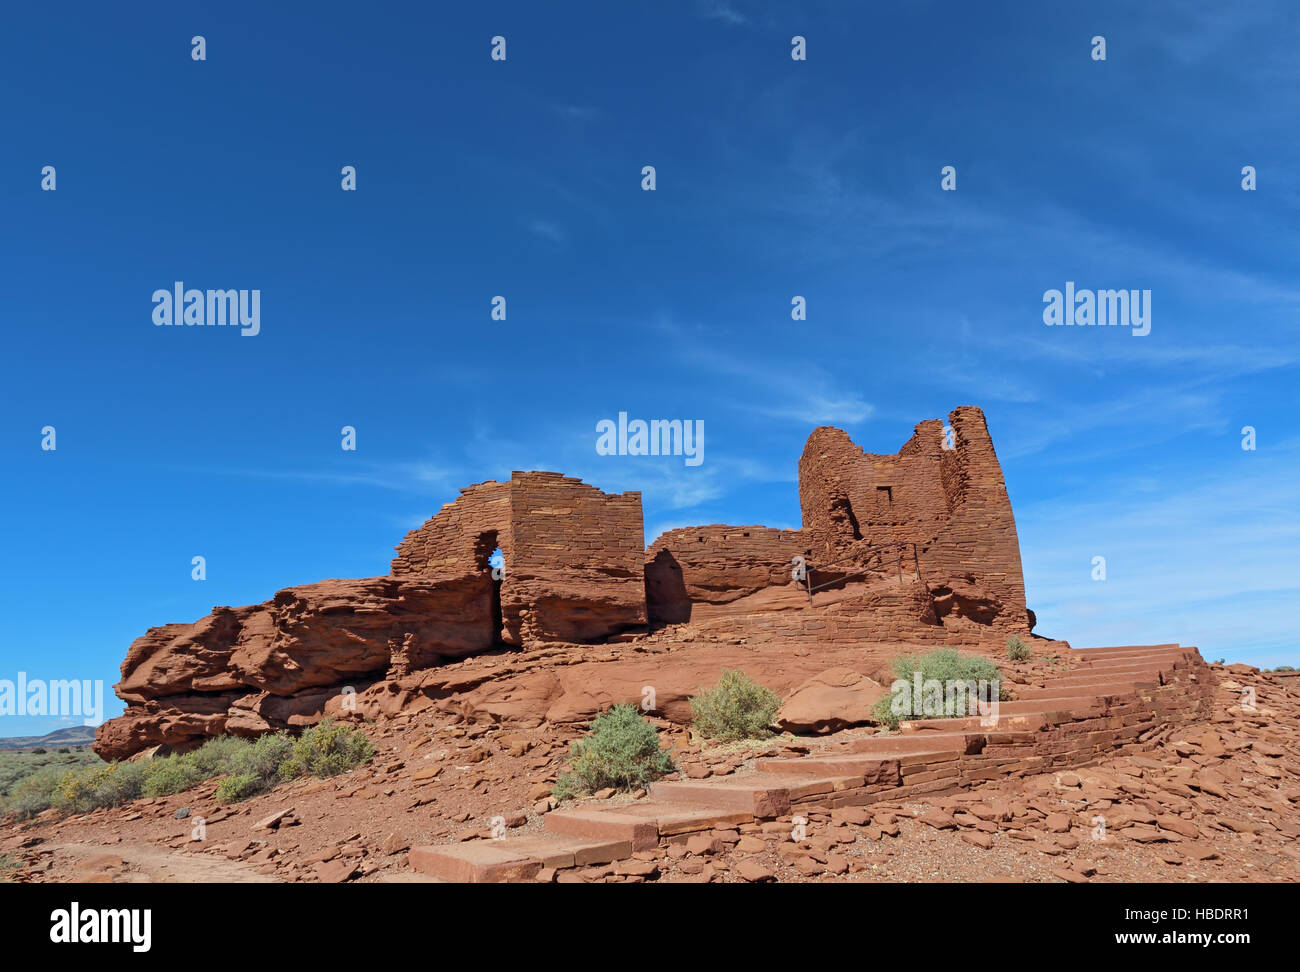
[689,669,782,742]
[207,732,297,802]
[214,772,264,804]
[141,756,205,798]
[278,721,375,781]
[185,735,253,776]
[1005,635,1032,662]
[872,648,1009,730]
[5,765,73,818]
[554,704,675,800]
[60,762,147,812]
[3,724,376,816]
[231,732,295,781]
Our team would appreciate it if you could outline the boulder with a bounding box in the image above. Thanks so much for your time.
[776,668,888,734]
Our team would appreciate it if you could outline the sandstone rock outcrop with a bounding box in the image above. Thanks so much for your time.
[96,406,1040,761]
[775,668,888,734]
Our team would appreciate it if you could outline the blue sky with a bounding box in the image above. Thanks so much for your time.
[2,1,1297,736]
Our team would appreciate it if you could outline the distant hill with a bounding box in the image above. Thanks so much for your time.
[0,726,96,750]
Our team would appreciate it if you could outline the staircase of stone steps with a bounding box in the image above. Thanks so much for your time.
[408,643,1215,881]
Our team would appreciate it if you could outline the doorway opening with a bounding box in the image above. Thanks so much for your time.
[474,531,505,646]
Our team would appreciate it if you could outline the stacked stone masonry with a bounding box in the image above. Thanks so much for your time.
[98,406,1044,760]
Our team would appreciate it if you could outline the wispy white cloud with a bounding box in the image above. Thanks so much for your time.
[550,103,602,122]
[696,1,749,26]
[653,316,875,427]
[527,219,567,244]
[184,460,459,496]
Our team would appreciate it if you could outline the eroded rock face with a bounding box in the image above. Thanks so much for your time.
[96,407,1046,760]
[94,692,244,759]
[501,566,646,644]
[96,574,493,759]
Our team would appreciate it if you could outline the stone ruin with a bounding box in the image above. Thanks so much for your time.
[94,405,1041,760]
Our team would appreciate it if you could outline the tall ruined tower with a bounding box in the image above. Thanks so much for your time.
[798,406,1031,629]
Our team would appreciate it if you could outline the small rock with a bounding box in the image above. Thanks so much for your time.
[916,809,957,830]
[685,835,722,856]
[1051,867,1089,884]
[1043,813,1071,833]
[316,859,358,883]
[252,808,294,831]
[961,831,994,850]
[613,859,659,878]
[735,860,775,883]
[793,856,824,877]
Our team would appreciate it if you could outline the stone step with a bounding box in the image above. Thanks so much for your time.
[765,774,870,803]
[1068,649,1186,666]
[649,774,863,817]
[1036,665,1168,683]
[874,695,1105,727]
[648,778,792,817]
[408,641,1210,880]
[837,732,987,753]
[840,732,988,755]
[756,754,905,780]
[901,712,1051,733]
[601,801,755,836]
[898,691,1122,732]
[409,841,541,883]
[1042,676,1156,693]
[1063,656,1181,671]
[1073,643,1181,656]
[990,695,1105,714]
[1016,681,1152,699]
[406,831,640,883]
[542,806,660,850]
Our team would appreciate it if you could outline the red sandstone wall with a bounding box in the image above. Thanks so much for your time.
[798,406,1030,631]
[392,471,645,646]
[644,525,810,624]
[390,480,513,579]
[501,472,646,644]
[509,472,643,572]
[926,407,1029,626]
